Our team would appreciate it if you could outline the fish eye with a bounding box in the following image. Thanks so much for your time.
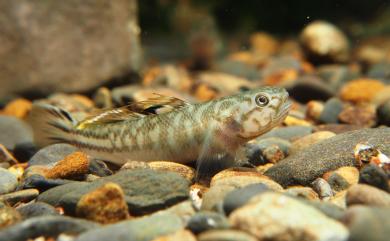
[255,94,269,106]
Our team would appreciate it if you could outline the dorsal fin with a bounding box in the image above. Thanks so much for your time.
[130,93,190,114]
[76,94,189,129]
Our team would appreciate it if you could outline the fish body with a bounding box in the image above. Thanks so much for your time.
[29,87,291,165]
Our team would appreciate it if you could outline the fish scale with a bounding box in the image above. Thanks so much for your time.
[29,87,291,165]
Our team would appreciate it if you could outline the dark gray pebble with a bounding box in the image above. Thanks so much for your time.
[0,189,39,206]
[0,216,99,241]
[318,97,344,124]
[187,211,230,234]
[22,174,76,192]
[377,99,390,126]
[16,202,59,219]
[287,75,335,102]
[75,213,183,241]
[13,142,38,163]
[0,116,33,151]
[38,169,189,215]
[359,164,389,192]
[223,183,269,215]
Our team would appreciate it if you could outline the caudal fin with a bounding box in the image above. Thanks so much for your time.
[28,103,77,147]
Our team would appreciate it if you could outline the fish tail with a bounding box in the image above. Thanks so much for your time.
[28,103,77,147]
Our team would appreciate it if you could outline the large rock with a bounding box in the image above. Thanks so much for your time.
[38,169,190,215]
[229,192,348,241]
[265,128,390,187]
[0,0,141,96]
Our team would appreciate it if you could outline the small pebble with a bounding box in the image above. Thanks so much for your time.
[0,202,21,228]
[198,229,258,241]
[0,189,39,206]
[338,104,377,127]
[324,166,359,192]
[377,99,390,126]
[16,202,59,219]
[187,211,230,234]
[0,167,18,195]
[2,98,32,119]
[359,164,389,191]
[284,186,319,200]
[262,144,285,163]
[149,161,196,182]
[346,184,390,207]
[311,178,334,200]
[339,79,385,103]
[318,97,344,124]
[44,151,90,179]
[76,182,130,224]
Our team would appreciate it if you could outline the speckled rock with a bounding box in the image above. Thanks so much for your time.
[75,213,184,241]
[198,230,258,241]
[38,169,189,215]
[0,216,99,241]
[346,184,390,207]
[343,206,390,241]
[187,211,230,234]
[265,128,390,187]
[229,192,349,241]
[290,131,336,155]
[0,116,33,151]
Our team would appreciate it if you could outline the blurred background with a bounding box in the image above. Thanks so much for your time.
[0,0,389,105]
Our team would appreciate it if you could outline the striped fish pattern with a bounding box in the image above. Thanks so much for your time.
[29,87,291,165]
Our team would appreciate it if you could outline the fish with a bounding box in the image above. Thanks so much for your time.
[29,87,291,166]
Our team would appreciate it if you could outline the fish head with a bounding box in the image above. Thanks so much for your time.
[233,87,291,139]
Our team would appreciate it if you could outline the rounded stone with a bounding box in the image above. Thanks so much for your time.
[198,230,258,241]
[290,131,336,155]
[346,184,390,207]
[318,97,344,124]
[377,99,390,126]
[0,116,33,151]
[0,167,18,195]
[28,143,78,167]
[359,164,389,191]
[16,202,59,219]
[186,211,230,234]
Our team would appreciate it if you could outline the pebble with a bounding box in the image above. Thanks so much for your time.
[0,167,18,195]
[2,98,32,119]
[305,100,324,121]
[287,75,335,102]
[300,20,349,63]
[289,131,336,155]
[0,189,39,206]
[301,200,345,220]
[339,79,385,103]
[13,142,38,163]
[28,143,78,167]
[329,190,348,209]
[189,184,208,210]
[346,184,390,207]
[338,104,377,127]
[343,206,390,241]
[22,174,76,192]
[229,192,349,241]
[148,161,196,183]
[250,32,279,57]
[0,216,99,241]
[186,211,230,234]
[38,169,189,215]
[284,186,319,200]
[44,151,90,179]
[76,182,130,224]
[359,164,389,191]
[311,178,334,199]
[152,229,197,241]
[377,99,390,126]
[198,230,258,241]
[372,86,390,106]
[315,124,363,134]
[245,137,291,165]
[324,166,359,192]
[75,213,184,241]
[261,144,285,163]
[0,116,33,151]
[0,202,21,228]
[223,183,269,215]
[16,202,59,219]
[265,128,390,187]
[318,97,344,124]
